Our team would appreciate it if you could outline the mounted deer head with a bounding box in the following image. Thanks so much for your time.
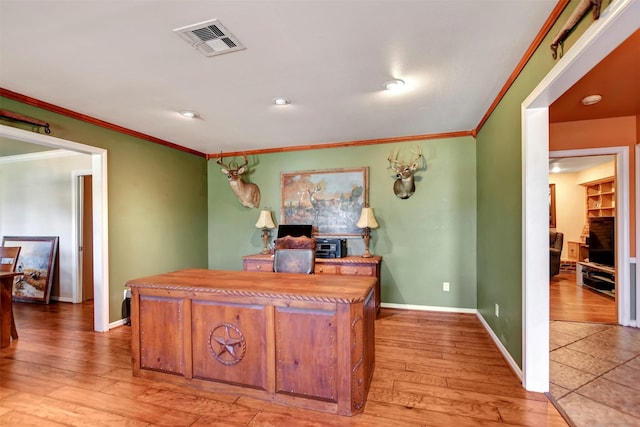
[387,145,423,199]
[216,152,261,208]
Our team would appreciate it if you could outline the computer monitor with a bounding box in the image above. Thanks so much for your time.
[277,224,313,239]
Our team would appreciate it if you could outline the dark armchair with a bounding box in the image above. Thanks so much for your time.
[550,231,563,277]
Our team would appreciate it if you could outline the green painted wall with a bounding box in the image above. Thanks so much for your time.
[475,0,611,366]
[0,136,54,156]
[0,97,209,322]
[208,137,477,309]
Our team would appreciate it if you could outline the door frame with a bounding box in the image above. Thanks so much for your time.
[71,169,93,304]
[549,148,629,319]
[521,0,639,392]
[0,124,109,332]
[637,144,640,321]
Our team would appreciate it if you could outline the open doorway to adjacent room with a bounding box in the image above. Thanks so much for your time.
[548,154,617,324]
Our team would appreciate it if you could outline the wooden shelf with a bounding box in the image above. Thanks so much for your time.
[582,177,615,220]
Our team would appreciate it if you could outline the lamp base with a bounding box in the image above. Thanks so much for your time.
[362,229,373,257]
[260,228,270,254]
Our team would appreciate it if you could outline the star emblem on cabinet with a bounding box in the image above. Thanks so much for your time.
[208,323,246,365]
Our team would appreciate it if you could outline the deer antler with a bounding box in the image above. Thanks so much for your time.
[387,148,402,170]
[216,151,231,169]
[410,145,423,170]
[217,152,250,171]
[237,154,249,169]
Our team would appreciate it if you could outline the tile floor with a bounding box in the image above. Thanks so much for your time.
[549,321,640,426]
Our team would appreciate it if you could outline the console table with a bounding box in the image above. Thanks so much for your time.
[243,254,382,314]
[126,269,376,416]
[576,261,615,298]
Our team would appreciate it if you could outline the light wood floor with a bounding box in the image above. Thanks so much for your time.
[549,272,616,323]
[0,302,568,426]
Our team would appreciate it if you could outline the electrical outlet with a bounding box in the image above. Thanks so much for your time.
[495,304,500,317]
[443,282,450,292]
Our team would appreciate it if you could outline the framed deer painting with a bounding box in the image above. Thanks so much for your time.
[281,167,368,236]
[1,236,59,304]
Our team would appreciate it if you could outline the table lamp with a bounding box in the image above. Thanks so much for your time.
[356,206,379,258]
[255,210,276,254]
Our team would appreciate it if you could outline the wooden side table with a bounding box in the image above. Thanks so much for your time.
[243,254,382,314]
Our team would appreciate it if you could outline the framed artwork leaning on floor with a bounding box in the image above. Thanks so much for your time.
[1,236,59,304]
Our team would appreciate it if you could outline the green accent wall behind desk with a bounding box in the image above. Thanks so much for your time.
[208,138,477,309]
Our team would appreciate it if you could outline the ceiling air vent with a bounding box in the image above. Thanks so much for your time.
[174,19,245,57]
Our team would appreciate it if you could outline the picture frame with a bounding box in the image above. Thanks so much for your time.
[1,236,59,304]
[281,167,368,236]
[549,184,557,228]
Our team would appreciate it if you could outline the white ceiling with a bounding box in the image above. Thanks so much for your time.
[0,1,559,156]
[549,155,615,174]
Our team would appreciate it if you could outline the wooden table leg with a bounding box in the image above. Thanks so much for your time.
[1,276,12,348]
[0,273,20,348]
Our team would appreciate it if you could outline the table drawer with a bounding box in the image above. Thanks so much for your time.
[339,265,375,277]
[315,264,339,275]
[244,261,273,272]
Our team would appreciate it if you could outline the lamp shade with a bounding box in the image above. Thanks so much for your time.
[356,207,379,229]
[255,210,276,229]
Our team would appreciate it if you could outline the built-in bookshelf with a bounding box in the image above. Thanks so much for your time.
[584,177,615,219]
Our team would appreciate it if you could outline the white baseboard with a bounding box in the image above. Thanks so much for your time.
[379,303,523,381]
[475,312,523,381]
[109,318,129,329]
[49,296,74,303]
[380,302,477,314]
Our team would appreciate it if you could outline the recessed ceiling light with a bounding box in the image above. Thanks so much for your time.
[179,110,198,119]
[581,94,602,106]
[273,97,290,105]
[384,79,405,91]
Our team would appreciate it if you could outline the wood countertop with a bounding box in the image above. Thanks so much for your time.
[126,268,375,304]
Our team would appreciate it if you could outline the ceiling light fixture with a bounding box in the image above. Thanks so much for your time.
[179,110,198,119]
[384,79,405,91]
[581,94,602,106]
[273,97,290,105]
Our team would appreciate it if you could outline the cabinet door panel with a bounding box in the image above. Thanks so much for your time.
[275,307,338,402]
[191,301,268,390]
[139,296,184,374]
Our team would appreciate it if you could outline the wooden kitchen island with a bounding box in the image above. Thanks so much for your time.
[126,269,376,416]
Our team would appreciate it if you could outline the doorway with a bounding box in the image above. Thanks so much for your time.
[79,174,94,303]
[0,124,109,332]
[549,153,618,323]
[521,0,639,392]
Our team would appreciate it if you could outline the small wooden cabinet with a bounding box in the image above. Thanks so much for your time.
[243,254,382,314]
[567,241,580,260]
[567,241,588,261]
